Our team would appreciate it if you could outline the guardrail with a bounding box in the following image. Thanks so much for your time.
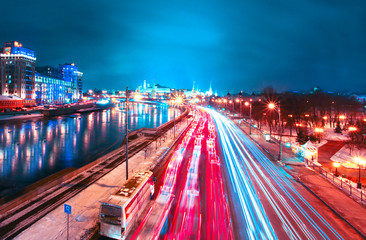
[307,161,365,204]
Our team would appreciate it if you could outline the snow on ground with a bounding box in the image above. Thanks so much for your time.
[331,145,366,169]
[245,120,366,168]
[14,121,188,240]
[251,121,349,143]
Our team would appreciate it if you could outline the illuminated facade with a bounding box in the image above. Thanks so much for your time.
[137,80,171,98]
[59,63,83,101]
[0,41,36,105]
[35,73,73,104]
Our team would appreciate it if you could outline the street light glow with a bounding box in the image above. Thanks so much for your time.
[315,128,324,133]
[355,157,365,165]
[348,126,357,132]
[333,162,341,168]
[268,102,276,109]
[175,96,183,105]
[245,102,249,106]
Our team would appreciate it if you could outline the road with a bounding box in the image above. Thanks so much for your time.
[132,110,233,240]
[207,108,362,240]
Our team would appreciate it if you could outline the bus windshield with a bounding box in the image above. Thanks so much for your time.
[100,204,122,225]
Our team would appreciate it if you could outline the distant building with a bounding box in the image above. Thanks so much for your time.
[35,66,59,78]
[205,82,213,96]
[137,80,171,98]
[0,41,36,106]
[59,63,83,102]
[35,73,73,104]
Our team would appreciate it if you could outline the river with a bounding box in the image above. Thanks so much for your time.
[0,102,179,197]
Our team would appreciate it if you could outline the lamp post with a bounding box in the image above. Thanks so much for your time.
[268,101,282,161]
[333,162,340,177]
[348,126,358,154]
[172,96,183,138]
[236,98,242,117]
[125,87,129,180]
[245,101,252,135]
[355,157,365,189]
[314,128,324,143]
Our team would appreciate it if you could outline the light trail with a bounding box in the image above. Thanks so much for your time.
[132,112,203,240]
[166,115,206,239]
[205,118,233,240]
[206,108,344,240]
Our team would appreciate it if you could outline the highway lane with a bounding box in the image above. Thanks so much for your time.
[133,110,234,240]
[207,108,362,240]
[203,117,233,240]
[132,111,204,239]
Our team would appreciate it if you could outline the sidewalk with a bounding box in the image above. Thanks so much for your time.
[14,121,189,240]
[236,121,305,166]
[234,119,366,237]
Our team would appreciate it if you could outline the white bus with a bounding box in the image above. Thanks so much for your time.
[99,171,155,240]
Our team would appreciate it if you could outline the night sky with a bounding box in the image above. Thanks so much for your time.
[1,1,366,93]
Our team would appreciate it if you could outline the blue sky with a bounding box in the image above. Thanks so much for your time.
[1,0,366,93]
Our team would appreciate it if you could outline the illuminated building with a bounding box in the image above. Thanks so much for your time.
[0,41,36,106]
[59,63,83,102]
[137,80,171,98]
[35,73,73,104]
[205,82,213,96]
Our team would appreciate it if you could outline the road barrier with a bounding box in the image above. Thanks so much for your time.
[307,161,365,204]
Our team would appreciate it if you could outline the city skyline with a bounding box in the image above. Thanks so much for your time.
[1,1,365,92]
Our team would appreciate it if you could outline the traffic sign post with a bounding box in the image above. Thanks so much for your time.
[64,204,71,240]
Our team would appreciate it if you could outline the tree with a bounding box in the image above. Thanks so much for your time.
[335,121,342,133]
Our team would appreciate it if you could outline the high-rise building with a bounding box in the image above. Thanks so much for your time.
[59,63,83,102]
[0,41,36,105]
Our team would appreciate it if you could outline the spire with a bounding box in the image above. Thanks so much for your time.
[208,82,213,96]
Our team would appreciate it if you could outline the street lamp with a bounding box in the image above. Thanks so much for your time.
[348,126,358,154]
[268,101,282,161]
[172,95,183,138]
[355,157,365,189]
[314,128,324,143]
[125,87,129,180]
[333,162,340,177]
[245,101,252,135]
[236,98,241,117]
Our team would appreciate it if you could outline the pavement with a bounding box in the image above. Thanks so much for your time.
[12,120,189,240]
[234,119,366,237]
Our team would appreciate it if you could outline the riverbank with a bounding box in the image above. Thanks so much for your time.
[0,106,188,206]
[0,107,189,239]
[0,111,43,121]
[0,102,115,121]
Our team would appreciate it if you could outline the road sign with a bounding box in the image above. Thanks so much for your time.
[64,204,71,215]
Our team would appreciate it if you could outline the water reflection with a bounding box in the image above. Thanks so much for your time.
[0,103,175,197]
